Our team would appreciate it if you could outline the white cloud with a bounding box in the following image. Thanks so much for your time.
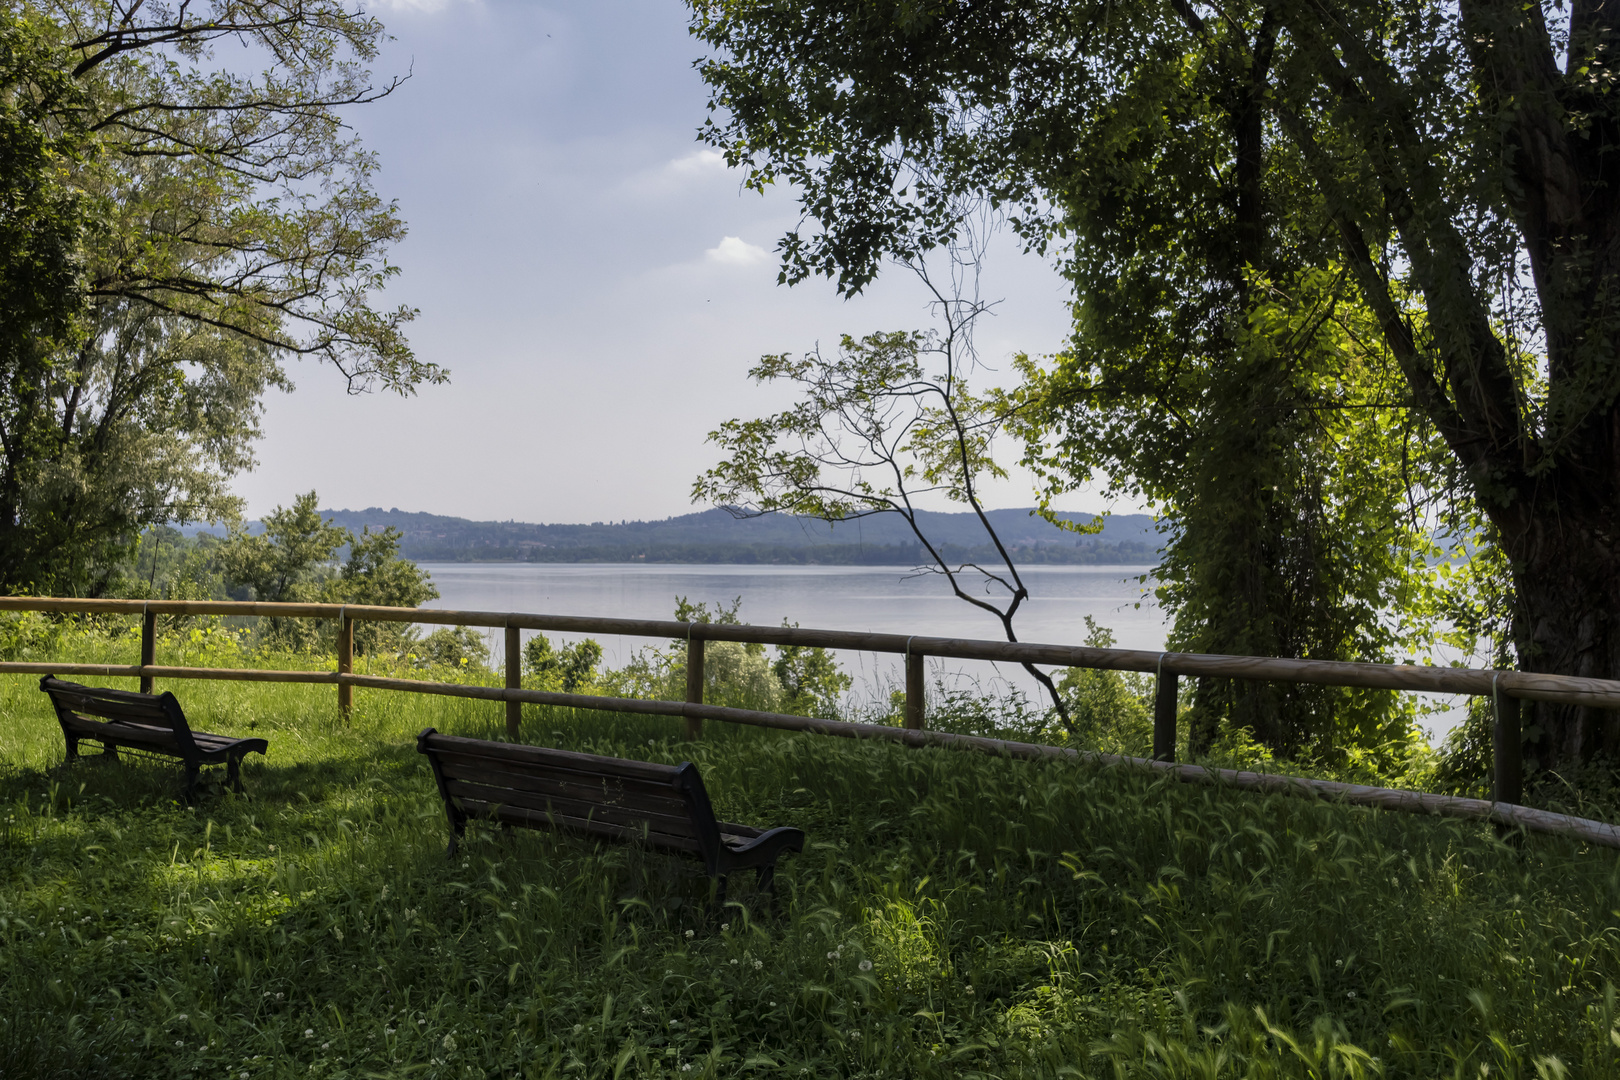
[617,149,733,199]
[366,0,473,12]
[667,149,727,176]
[705,236,769,266]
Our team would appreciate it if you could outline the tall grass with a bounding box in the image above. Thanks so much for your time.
[0,633,1617,1078]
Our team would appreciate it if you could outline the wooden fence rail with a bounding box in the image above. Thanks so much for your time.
[2,595,1618,845]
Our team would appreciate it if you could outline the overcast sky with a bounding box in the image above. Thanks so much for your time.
[235,0,1111,524]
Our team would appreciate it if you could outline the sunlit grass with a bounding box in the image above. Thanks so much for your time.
[0,633,1618,1078]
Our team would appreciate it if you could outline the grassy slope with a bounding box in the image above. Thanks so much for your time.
[0,648,1618,1078]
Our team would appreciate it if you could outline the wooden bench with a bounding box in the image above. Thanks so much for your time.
[40,676,268,800]
[416,728,804,904]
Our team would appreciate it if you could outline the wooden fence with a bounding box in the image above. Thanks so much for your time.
[2,596,1618,849]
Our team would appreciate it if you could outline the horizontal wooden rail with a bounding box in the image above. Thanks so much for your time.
[3,615,1620,847]
[6,595,1620,707]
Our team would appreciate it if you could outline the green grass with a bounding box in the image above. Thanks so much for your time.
[1,643,1619,1078]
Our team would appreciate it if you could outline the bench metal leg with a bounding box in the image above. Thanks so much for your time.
[227,755,245,794]
[182,763,200,803]
[709,874,729,915]
[445,810,466,859]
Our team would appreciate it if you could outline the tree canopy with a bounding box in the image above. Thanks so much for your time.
[0,1,440,594]
[689,0,1620,767]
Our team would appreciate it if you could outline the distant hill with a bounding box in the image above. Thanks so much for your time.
[314,506,1162,565]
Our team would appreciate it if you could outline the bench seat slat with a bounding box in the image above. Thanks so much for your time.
[58,716,258,762]
[431,749,687,798]
[425,734,679,784]
[435,753,679,791]
[442,778,699,840]
[55,698,171,724]
[457,798,706,854]
[433,756,690,812]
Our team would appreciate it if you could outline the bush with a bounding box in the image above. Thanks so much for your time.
[523,635,603,692]
[409,626,490,672]
[1057,618,1154,754]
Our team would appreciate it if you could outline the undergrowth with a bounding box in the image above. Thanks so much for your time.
[0,627,1617,1078]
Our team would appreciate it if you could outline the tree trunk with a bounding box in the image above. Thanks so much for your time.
[1497,495,1620,768]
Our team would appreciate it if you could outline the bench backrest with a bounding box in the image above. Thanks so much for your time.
[416,729,728,870]
[40,676,197,754]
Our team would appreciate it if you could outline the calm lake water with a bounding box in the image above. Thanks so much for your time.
[418,561,1465,736]
[418,562,1164,707]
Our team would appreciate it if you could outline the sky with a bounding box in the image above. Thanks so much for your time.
[232,0,1113,524]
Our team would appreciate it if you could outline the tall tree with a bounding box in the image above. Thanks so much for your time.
[688,0,1620,769]
[0,1,442,594]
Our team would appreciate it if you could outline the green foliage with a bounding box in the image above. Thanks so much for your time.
[1,656,1618,1077]
[327,526,439,655]
[409,626,490,673]
[0,611,63,662]
[1057,618,1156,757]
[219,493,348,605]
[696,312,1078,728]
[0,0,444,597]
[215,491,436,654]
[772,626,852,720]
[597,598,854,719]
[523,635,604,693]
[684,0,1620,769]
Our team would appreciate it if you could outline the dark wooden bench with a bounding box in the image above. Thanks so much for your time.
[416,728,804,904]
[40,676,268,800]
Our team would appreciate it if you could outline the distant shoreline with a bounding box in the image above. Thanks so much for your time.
[415,560,1159,571]
[300,505,1163,567]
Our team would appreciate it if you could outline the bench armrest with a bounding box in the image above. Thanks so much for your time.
[723,825,804,864]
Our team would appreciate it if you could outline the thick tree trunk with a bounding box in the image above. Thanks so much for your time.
[1498,496,1620,768]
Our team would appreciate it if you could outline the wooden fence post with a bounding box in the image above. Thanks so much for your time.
[506,624,522,740]
[685,636,705,740]
[905,649,926,730]
[1153,668,1178,762]
[1493,686,1523,806]
[139,608,156,694]
[337,613,354,720]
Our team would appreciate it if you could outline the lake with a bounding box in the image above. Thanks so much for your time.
[417,561,1465,737]
[418,562,1163,708]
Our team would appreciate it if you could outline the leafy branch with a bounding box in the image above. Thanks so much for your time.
[695,258,1074,731]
